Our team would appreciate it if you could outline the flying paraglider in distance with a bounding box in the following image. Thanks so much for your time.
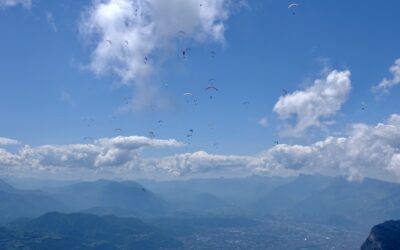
[187,129,194,138]
[205,86,219,99]
[123,96,130,104]
[114,128,122,132]
[361,102,366,111]
[210,51,216,58]
[282,89,288,96]
[184,92,195,104]
[208,78,216,84]
[182,48,191,58]
[158,120,163,126]
[148,131,155,139]
[274,140,279,145]
[288,3,299,15]
[105,39,112,45]
[83,117,95,127]
[205,86,218,92]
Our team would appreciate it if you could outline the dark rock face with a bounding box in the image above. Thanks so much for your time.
[361,220,400,250]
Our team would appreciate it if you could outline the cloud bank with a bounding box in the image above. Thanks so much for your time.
[254,114,400,181]
[1,115,400,182]
[273,70,351,136]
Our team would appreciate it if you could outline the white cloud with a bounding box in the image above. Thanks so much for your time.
[254,114,400,181]
[258,116,268,128]
[149,151,252,177]
[0,136,183,172]
[0,137,20,145]
[373,58,400,93]
[0,0,31,8]
[273,70,351,136]
[79,0,237,83]
[0,149,21,166]
[2,115,400,182]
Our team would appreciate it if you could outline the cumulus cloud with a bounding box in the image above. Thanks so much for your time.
[254,114,400,181]
[79,0,237,83]
[373,58,400,93]
[0,137,20,145]
[149,151,252,177]
[273,70,351,136]
[0,136,183,172]
[0,0,31,8]
[2,115,400,181]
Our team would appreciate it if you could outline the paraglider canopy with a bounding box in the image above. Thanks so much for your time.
[148,131,155,139]
[205,86,218,92]
[205,86,218,99]
[288,3,299,15]
[187,129,194,138]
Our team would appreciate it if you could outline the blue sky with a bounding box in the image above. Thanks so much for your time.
[0,0,400,180]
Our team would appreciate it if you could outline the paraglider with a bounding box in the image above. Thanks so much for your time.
[182,48,191,58]
[361,102,366,111]
[288,3,299,15]
[205,86,219,99]
[205,86,218,92]
[105,39,112,45]
[83,117,95,127]
[114,128,122,132]
[148,131,155,139]
[274,140,279,145]
[187,129,194,138]
[144,56,148,64]
[123,96,130,104]
[184,93,195,104]
[178,30,186,36]
[158,120,163,126]
[210,51,216,58]
[282,89,288,96]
